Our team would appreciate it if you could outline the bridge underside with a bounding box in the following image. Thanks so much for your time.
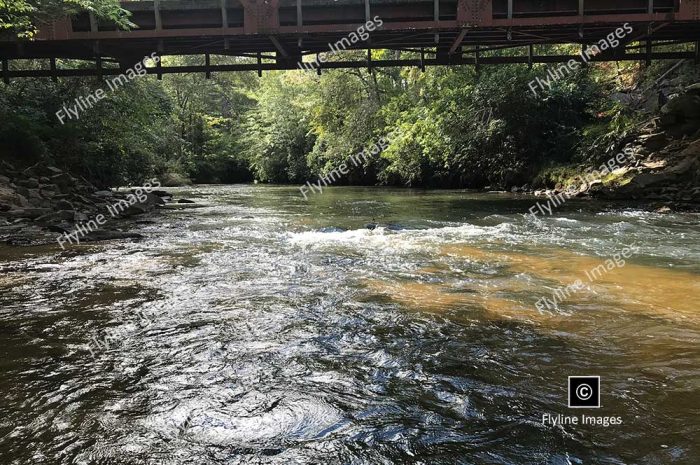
[1,0,700,79]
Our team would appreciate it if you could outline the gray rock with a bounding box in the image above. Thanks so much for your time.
[74,212,89,223]
[83,230,144,242]
[17,178,40,189]
[640,133,668,151]
[56,200,74,210]
[27,189,43,201]
[661,94,700,120]
[4,208,52,219]
[152,190,172,198]
[55,210,77,221]
[50,173,77,192]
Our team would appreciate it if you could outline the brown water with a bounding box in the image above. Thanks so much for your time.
[0,185,698,464]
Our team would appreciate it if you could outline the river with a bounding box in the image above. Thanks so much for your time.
[1,185,698,464]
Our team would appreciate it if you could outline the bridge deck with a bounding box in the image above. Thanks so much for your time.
[1,0,700,78]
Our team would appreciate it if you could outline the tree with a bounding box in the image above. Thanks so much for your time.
[0,0,132,38]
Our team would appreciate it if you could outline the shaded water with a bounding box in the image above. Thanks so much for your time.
[1,185,699,464]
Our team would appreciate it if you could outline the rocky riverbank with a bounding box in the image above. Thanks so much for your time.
[0,162,191,246]
[521,83,700,212]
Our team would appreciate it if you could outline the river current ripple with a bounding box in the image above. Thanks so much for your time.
[0,185,699,464]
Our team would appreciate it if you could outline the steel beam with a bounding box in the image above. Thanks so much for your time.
[3,50,696,79]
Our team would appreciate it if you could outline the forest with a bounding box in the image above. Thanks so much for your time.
[1,0,697,193]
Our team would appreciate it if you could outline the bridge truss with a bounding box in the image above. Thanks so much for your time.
[1,0,700,80]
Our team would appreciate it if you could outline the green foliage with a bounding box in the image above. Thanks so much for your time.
[0,0,132,38]
[2,42,677,190]
[243,72,314,183]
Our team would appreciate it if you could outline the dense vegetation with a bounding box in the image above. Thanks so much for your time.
[1,30,696,188]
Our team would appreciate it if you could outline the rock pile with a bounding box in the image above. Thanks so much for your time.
[0,161,171,245]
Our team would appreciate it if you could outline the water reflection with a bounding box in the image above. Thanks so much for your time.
[0,185,698,464]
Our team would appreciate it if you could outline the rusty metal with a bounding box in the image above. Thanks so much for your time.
[1,0,698,77]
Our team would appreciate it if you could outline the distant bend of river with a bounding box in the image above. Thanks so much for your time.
[1,185,699,465]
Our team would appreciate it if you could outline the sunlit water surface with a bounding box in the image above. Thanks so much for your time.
[1,185,699,464]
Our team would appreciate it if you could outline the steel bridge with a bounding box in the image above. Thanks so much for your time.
[1,0,700,80]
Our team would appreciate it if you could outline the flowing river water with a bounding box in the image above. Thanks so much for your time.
[0,185,699,464]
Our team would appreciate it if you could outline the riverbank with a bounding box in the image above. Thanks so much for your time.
[523,83,700,212]
[0,161,199,246]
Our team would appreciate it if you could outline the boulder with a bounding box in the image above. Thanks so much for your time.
[27,188,43,199]
[3,208,52,219]
[55,210,77,221]
[94,190,113,197]
[146,192,165,206]
[640,133,668,151]
[0,160,15,172]
[82,230,144,242]
[55,200,74,210]
[152,190,172,198]
[660,93,700,121]
[50,173,77,193]
[74,211,89,223]
[17,178,40,189]
[0,185,30,209]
